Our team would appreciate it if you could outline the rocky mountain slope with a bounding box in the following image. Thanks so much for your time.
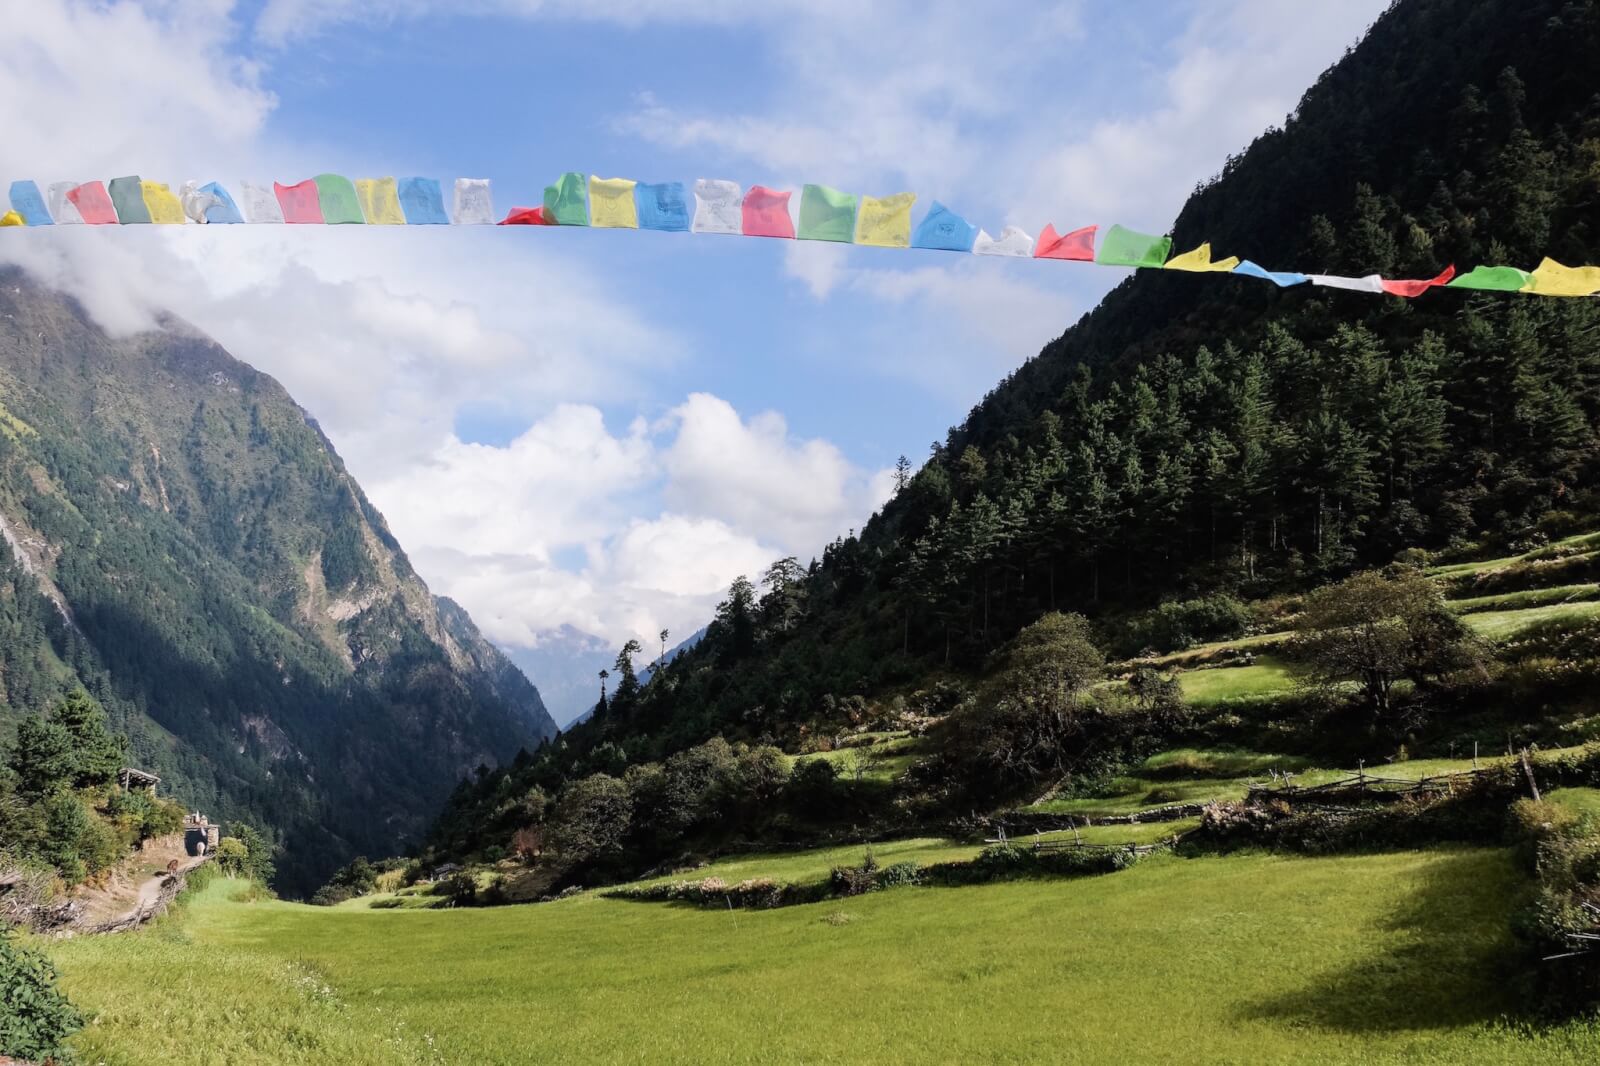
[0,271,557,892]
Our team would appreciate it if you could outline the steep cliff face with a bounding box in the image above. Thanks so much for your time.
[0,268,557,893]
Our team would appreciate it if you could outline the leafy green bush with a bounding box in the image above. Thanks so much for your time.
[0,929,83,1062]
[1122,595,1252,654]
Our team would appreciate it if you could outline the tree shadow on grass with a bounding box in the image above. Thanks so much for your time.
[1236,848,1532,1034]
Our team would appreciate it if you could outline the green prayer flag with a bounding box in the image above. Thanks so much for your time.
[1446,265,1533,292]
[314,174,364,224]
[1095,224,1172,268]
[797,184,857,242]
[543,172,590,226]
[107,175,151,224]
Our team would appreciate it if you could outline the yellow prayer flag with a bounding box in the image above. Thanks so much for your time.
[140,181,185,224]
[0,211,25,227]
[854,192,916,248]
[588,177,638,229]
[1524,257,1600,297]
[1163,242,1240,272]
[355,178,407,224]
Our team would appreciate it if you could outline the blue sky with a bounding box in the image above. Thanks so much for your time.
[0,0,1388,695]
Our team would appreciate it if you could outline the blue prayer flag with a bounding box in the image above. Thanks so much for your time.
[1232,260,1309,287]
[635,181,690,232]
[398,177,449,225]
[911,201,978,252]
[200,182,244,224]
[8,181,53,225]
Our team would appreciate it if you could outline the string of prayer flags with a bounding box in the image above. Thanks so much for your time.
[398,177,449,225]
[691,179,742,235]
[46,183,84,224]
[8,181,52,226]
[355,178,406,225]
[453,179,495,225]
[589,177,639,229]
[1034,224,1096,261]
[108,176,151,224]
[797,184,857,243]
[854,192,916,248]
[636,181,690,232]
[1164,242,1240,272]
[7,167,1599,300]
[1096,225,1171,268]
[1380,265,1455,297]
[911,201,978,252]
[974,226,1035,257]
[1524,258,1600,297]
[1232,260,1308,287]
[1446,265,1530,291]
[541,173,587,226]
[742,186,795,239]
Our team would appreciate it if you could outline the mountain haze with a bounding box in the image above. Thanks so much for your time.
[0,270,557,893]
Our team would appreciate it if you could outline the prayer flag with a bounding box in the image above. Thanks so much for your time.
[691,179,742,235]
[854,192,915,248]
[275,180,324,224]
[974,227,1034,257]
[1446,265,1531,292]
[46,183,84,224]
[0,211,24,227]
[911,201,978,252]
[108,176,152,224]
[1380,265,1455,297]
[500,206,556,225]
[239,181,285,223]
[635,181,690,232]
[1307,273,1386,293]
[355,178,406,224]
[1164,242,1240,272]
[453,179,495,225]
[541,173,587,226]
[141,181,186,224]
[797,184,857,242]
[179,181,217,224]
[200,182,244,224]
[589,177,639,229]
[1034,224,1096,261]
[1524,258,1600,297]
[7,182,52,226]
[398,178,449,225]
[742,186,795,239]
[67,182,118,225]
[314,174,364,224]
[1232,260,1308,287]
[1095,225,1171,268]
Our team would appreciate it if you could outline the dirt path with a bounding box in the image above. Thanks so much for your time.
[68,835,207,932]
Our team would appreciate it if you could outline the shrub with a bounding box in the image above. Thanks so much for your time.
[1124,595,1252,654]
[874,862,923,889]
[0,929,83,1063]
[829,854,878,898]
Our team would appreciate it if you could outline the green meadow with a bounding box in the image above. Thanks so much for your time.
[49,850,1600,1065]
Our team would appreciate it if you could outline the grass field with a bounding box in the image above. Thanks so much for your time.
[49,849,1600,1065]
[1463,601,1600,640]
[1175,655,1300,705]
[1447,583,1600,614]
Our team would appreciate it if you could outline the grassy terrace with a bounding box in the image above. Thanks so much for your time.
[51,851,1600,1064]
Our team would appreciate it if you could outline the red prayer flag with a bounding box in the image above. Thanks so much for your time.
[1380,265,1456,297]
[1034,223,1097,261]
[66,181,118,225]
[275,180,324,224]
[500,206,556,225]
[741,185,794,239]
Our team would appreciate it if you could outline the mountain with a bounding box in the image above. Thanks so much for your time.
[0,270,557,894]
[500,626,615,727]
[456,0,1600,776]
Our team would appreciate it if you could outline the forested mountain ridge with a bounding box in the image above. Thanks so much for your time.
[0,271,557,893]
[499,0,1600,771]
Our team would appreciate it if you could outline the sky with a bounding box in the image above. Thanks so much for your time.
[0,0,1390,684]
